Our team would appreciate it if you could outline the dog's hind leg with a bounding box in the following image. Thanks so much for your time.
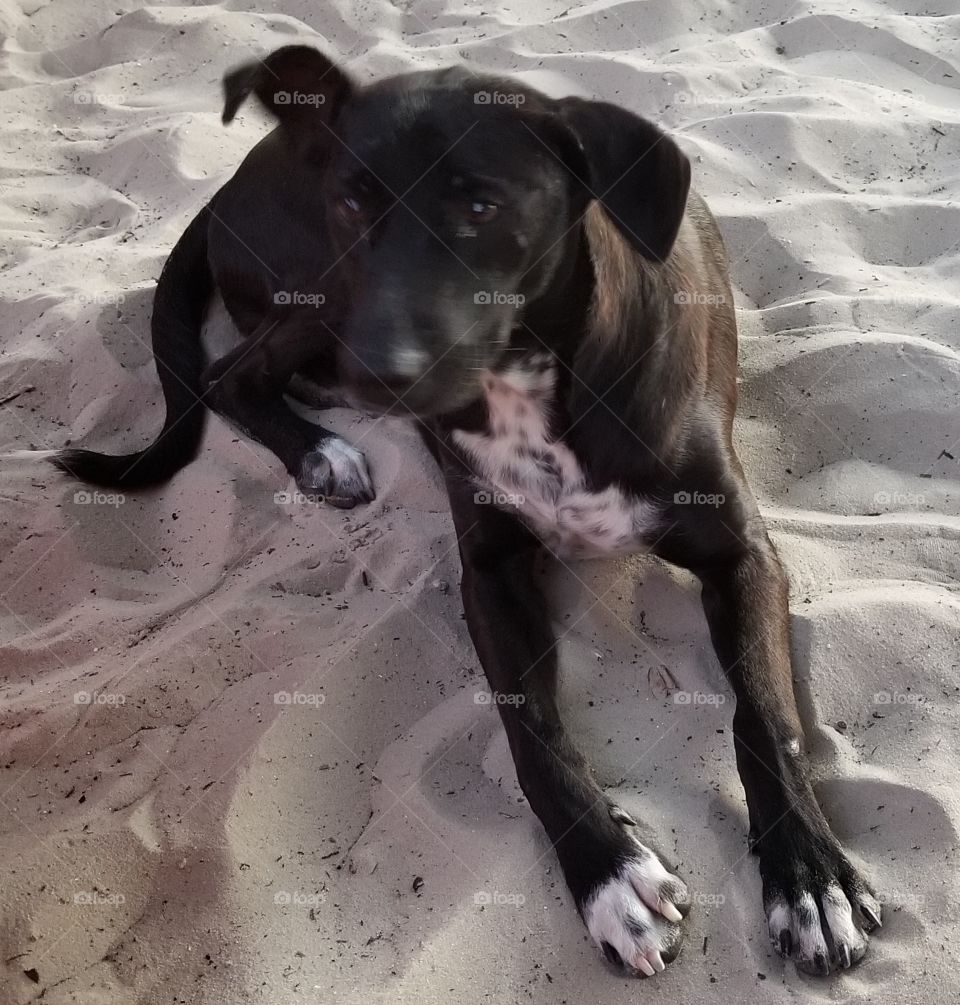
[285,373,350,410]
[201,317,373,508]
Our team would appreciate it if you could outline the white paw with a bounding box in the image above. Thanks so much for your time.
[767,883,879,974]
[297,437,374,508]
[583,849,689,976]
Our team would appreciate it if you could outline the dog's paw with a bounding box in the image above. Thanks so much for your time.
[297,438,374,509]
[760,821,880,975]
[582,844,690,977]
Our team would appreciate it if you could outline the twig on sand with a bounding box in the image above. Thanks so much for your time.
[0,385,36,407]
[648,664,678,697]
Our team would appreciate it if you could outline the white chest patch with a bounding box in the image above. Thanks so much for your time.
[452,356,660,559]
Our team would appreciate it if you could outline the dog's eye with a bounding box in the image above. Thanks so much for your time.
[467,200,499,223]
[338,195,362,217]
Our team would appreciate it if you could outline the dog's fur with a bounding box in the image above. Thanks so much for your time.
[51,46,881,976]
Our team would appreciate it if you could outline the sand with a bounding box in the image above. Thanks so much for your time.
[1,0,959,1002]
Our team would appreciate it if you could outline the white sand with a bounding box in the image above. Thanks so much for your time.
[1,1,959,1001]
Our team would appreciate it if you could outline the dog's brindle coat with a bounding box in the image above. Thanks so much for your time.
[53,46,881,976]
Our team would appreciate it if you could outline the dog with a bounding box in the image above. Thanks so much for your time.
[51,45,882,976]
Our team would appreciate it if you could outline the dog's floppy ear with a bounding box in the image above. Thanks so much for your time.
[222,45,352,127]
[556,97,690,262]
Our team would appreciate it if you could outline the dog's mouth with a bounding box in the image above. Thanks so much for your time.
[338,320,516,418]
[341,369,486,419]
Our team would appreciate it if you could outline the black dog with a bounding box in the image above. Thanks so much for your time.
[52,45,882,976]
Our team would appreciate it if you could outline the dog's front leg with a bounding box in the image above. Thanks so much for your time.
[698,539,882,973]
[445,476,690,977]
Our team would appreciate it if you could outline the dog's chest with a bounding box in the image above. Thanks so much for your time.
[451,357,660,558]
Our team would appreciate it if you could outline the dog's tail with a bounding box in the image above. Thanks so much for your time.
[51,203,214,488]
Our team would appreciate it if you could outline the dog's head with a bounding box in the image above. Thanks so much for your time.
[223,46,690,415]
